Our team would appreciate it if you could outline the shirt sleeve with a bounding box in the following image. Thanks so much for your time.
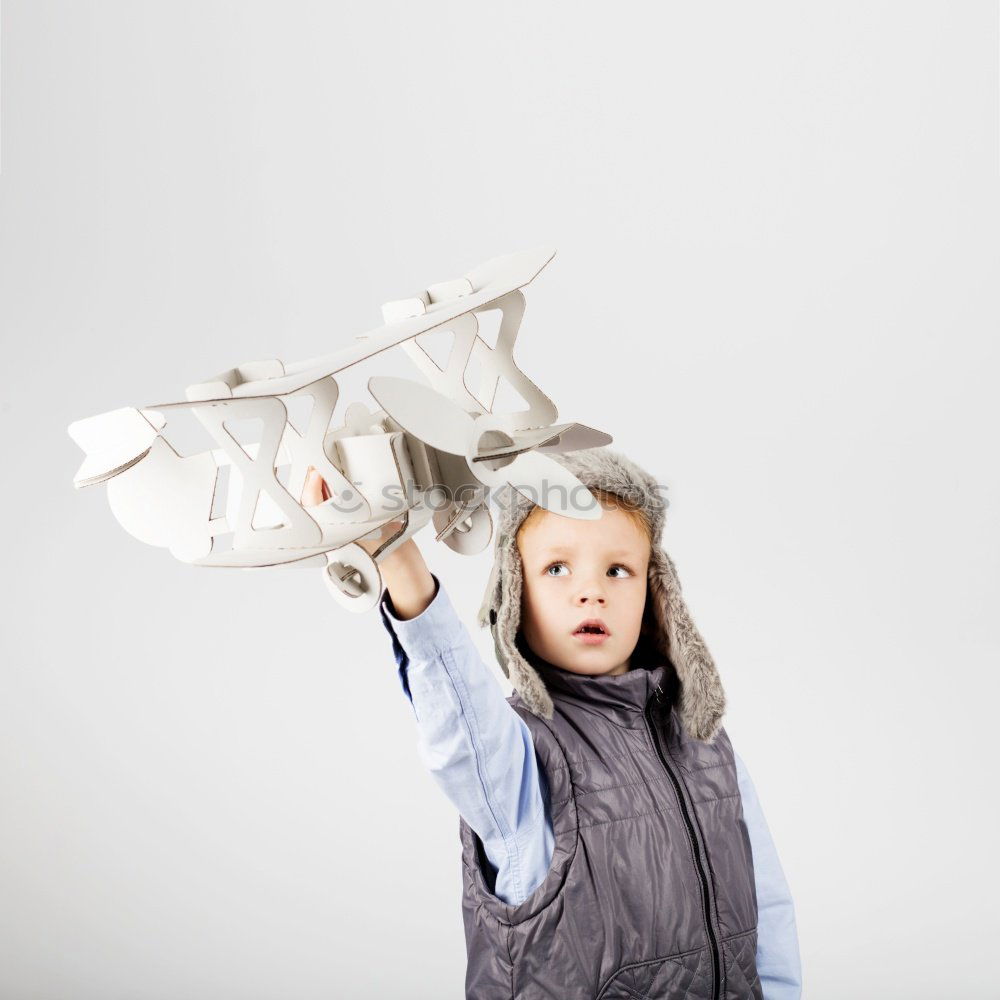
[734,750,803,1000]
[378,573,553,906]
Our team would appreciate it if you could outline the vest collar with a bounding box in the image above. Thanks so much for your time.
[516,633,672,725]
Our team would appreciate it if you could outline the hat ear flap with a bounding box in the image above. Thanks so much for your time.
[479,536,555,720]
[477,555,503,631]
[648,548,726,743]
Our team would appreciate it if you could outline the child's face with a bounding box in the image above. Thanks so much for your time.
[516,502,650,678]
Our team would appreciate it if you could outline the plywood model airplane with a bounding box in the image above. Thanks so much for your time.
[68,247,612,611]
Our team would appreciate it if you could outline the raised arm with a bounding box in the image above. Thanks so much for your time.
[378,573,553,905]
[296,466,553,907]
[733,751,803,1000]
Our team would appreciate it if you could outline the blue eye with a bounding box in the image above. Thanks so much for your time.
[545,563,632,578]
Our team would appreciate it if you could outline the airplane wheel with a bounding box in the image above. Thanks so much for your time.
[323,543,383,612]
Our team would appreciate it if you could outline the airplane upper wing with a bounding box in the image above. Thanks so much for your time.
[154,246,557,406]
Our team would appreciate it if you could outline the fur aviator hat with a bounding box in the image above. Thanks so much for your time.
[476,447,727,743]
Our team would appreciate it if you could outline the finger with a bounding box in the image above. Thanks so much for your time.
[300,468,324,506]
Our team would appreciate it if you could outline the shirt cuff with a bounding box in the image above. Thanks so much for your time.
[378,573,468,659]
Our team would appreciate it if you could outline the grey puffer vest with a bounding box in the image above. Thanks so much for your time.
[458,658,761,1000]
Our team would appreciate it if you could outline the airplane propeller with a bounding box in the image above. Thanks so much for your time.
[368,375,610,520]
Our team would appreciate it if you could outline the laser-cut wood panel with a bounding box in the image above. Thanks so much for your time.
[68,247,613,611]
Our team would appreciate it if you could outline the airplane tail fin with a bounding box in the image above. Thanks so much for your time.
[67,407,161,488]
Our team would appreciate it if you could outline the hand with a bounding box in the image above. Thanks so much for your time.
[300,467,404,558]
[300,466,434,618]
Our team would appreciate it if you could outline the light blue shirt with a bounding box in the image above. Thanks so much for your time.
[379,573,802,999]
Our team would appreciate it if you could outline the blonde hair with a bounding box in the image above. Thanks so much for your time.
[516,487,653,547]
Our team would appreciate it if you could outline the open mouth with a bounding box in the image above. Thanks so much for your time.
[573,619,610,640]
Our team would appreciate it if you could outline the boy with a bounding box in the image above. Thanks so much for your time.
[304,447,801,999]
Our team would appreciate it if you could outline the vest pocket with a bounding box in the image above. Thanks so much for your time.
[597,946,713,1000]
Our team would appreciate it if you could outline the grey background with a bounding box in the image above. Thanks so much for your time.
[1,2,997,998]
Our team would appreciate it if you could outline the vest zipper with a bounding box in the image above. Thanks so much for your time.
[644,685,722,1000]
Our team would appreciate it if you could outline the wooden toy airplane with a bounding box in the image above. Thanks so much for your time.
[68,247,612,611]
